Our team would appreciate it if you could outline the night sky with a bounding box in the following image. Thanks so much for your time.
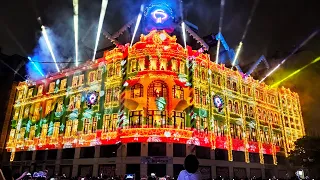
[0,0,319,134]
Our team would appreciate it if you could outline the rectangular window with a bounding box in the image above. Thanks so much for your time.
[195,88,200,104]
[180,62,185,74]
[100,145,118,157]
[65,120,72,137]
[103,114,111,132]
[173,144,186,157]
[113,87,120,102]
[129,111,142,127]
[49,83,55,93]
[69,95,75,110]
[72,76,79,87]
[84,119,91,134]
[148,143,166,156]
[27,88,33,98]
[106,89,112,103]
[97,69,102,81]
[173,111,185,129]
[172,85,184,99]
[59,79,66,90]
[112,114,118,130]
[79,74,84,85]
[92,117,97,133]
[202,91,207,105]
[127,143,141,156]
[147,110,167,128]
[71,120,78,137]
[37,85,43,96]
[89,71,96,83]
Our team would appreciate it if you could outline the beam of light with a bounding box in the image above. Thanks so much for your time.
[271,56,320,88]
[41,25,60,72]
[232,42,243,67]
[241,0,260,41]
[28,56,45,77]
[216,0,225,64]
[130,4,144,47]
[181,22,187,49]
[92,0,109,61]
[215,39,221,64]
[73,0,79,67]
[260,30,319,82]
[0,60,26,80]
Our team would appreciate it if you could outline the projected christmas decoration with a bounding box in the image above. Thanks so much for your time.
[86,91,98,108]
[151,9,168,24]
[213,95,224,112]
[6,30,304,165]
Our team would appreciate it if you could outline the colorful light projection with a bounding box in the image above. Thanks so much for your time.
[151,9,169,24]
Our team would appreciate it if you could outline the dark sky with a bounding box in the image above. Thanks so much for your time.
[0,0,319,134]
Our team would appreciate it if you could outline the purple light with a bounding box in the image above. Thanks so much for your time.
[151,9,168,24]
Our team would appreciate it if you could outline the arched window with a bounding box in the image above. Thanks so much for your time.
[115,63,121,76]
[228,100,233,112]
[195,88,200,104]
[217,76,221,86]
[108,65,113,77]
[194,67,199,78]
[233,82,237,91]
[113,87,120,101]
[131,84,143,98]
[274,114,278,123]
[269,112,273,123]
[249,106,254,117]
[172,85,184,99]
[234,101,239,114]
[201,70,206,81]
[211,74,215,84]
[227,80,231,89]
[244,104,248,116]
[202,91,207,105]
[148,81,167,98]
[257,109,262,120]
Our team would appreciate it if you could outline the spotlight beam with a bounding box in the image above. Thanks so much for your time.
[41,25,60,72]
[271,56,320,88]
[260,30,318,82]
[181,22,187,49]
[92,0,109,61]
[73,0,79,66]
[216,0,226,64]
[28,57,45,77]
[0,60,26,80]
[232,42,243,67]
[130,4,144,47]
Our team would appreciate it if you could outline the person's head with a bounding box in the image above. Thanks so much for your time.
[184,154,199,174]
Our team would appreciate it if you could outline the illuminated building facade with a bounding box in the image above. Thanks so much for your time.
[1,30,305,178]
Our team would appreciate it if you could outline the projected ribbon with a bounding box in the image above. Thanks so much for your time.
[188,56,196,130]
[118,59,127,129]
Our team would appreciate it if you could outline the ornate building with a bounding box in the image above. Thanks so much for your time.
[3,30,305,178]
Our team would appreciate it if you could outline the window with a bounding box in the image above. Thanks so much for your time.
[36,150,46,160]
[105,88,112,103]
[148,143,166,156]
[113,87,120,102]
[92,117,97,133]
[97,69,102,81]
[13,107,19,120]
[234,101,239,114]
[211,74,215,84]
[147,110,166,128]
[215,149,228,160]
[65,120,72,137]
[27,88,33,98]
[100,145,118,157]
[108,65,114,77]
[201,69,206,80]
[37,85,43,96]
[47,150,57,160]
[52,122,60,138]
[172,85,184,99]
[17,90,23,100]
[79,74,84,85]
[60,79,67,90]
[148,81,167,97]
[173,144,186,157]
[202,91,207,105]
[61,148,75,159]
[56,98,64,113]
[217,76,221,86]
[115,63,121,76]
[80,147,95,158]
[89,71,96,82]
[244,104,248,116]
[195,88,200,104]
[232,82,237,91]
[173,111,185,129]
[129,111,142,127]
[83,119,91,134]
[228,100,233,113]
[131,60,137,72]
[24,105,30,118]
[72,76,78,87]
[180,62,185,74]
[233,151,245,162]
[160,58,167,70]
[127,143,141,156]
[131,84,143,98]
[69,95,75,110]
[196,146,210,159]
[103,114,111,132]
[171,59,178,72]
[230,124,242,139]
[29,126,35,140]
[33,103,40,121]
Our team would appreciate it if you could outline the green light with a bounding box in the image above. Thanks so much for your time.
[271,56,320,88]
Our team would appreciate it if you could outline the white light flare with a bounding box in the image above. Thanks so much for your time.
[73,0,79,67]
[181,21,187,49]
[232,41,243,67]
[92,0,109,61]
[215,39,221,64]
[130,4,144,47]
[259,64,280,83]
[41,25,60,72]
[28,56,45,77]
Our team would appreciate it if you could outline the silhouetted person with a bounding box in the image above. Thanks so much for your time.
[178,154,201,180]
